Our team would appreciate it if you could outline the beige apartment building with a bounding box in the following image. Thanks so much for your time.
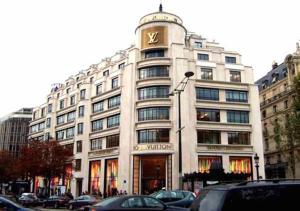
[256,44,300,179]
[28,6,264,196]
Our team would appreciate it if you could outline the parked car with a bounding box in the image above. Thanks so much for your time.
[68,195,96,210]
[42,195,71,209]
[84,195,189,211]
[151,190,195,208]
[190,180,300,211]
[18,193,39,207]
[0,196,34,211]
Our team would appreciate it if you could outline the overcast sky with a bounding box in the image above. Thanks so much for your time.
[0,0,299,117]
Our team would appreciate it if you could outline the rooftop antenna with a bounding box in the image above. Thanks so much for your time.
[159,0,163,12]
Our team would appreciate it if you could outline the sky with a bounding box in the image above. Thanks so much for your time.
[0,0,299,117]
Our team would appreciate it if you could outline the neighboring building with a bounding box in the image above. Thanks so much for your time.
[256,43,300,179]
[0,108,33,156]
[29,5,264,196]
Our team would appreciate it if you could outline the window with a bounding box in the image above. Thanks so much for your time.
[76,141,82,153]
[67,111,76,122]
[201,68,213,80]
[230,71,241,82]
[197,130,220,144]
[106,134,119,148]
[59,99,64,109]
[90,138,102,151]
[262,110,266,118]
[198,156,222,173]
[93,101,104,113]
[108,95,121,108]
[226,90,248,102]
[273,105,277,113]
[138,107,169,121]
[78,105,84,117]
[44,132,50,141]
[57,93,60,98]
[143,197,164,209]
[197,108,220,122]
[225,56,236,64]
[196,88,219,101]
[77,123,83,135]
[145,49,164,58]
[198,53,209,61]
[46,118,51,128]
[76,77,80,81]
[92,119,103,132]
[70,95,75,105]
[284,100,288,109]
[90,77,94,83]
[138,86,169,100]
[107,114,120,128]
[77,83,82,89]
[112,77,119,89]
[194,41,202,48]
[48,104,52,113]
[80,89,86,100]
[57,115,65,125]
[139,66,169,79]
[56,130,64,140]
[41,108,45,117]
[75,159,81,171]
[265,138,269,151]
[121,197,143,208]
[138,129,169,143]
[103,70,109,76]
[229,157,251,173]
[96,84,102,95]
[66,88,70,94]
[228,132,250,145]
[118,62,125,69]
[227,110,249,123]
[66,127,74,138]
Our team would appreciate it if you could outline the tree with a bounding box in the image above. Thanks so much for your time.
[0,151,16,185]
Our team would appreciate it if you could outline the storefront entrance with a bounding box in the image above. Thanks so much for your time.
[141,155,166,194]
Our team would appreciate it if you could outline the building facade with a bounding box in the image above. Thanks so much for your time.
[256,44,300,179]
[29,7,264,196]
[0,108,33,157]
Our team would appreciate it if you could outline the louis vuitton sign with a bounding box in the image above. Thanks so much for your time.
[141,26,168,49]
[133,143,173,151]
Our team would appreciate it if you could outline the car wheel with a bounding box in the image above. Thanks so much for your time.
[54,202,59,209]
[69,204,73,210]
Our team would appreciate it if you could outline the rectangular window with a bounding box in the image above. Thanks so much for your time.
[75,159,81,171]
[90,77,94,83]
[78,105,84,117]
[60,99,64,109]
[197,130,221,144]
[138,86,169,100]
[225,56,236,64]
[46,118,51,128]
[44,132,50,141]
[230,71,241,82]
[91,119,103,132]
[96,84,102,95]
[66,127,75,138]
[194,41,202,48]
[198,53,209,61]
[112,77,119,89]
[138,107,169,121]
[66,88,70,94]
[284,100,288,109]
[67,111,76,122]
[107,114,120,128]
[77,123,83,135]
[89,160,101,194]
[139,66,169,79]
[198,156,222,173]
[227,110,249,123]
[118,62,125,69]
[273,105,277,113]
[93,101,104,113]
[80,89,86,100]
[201,68,213,80]
[138,129,169,143]
[197,108,220,122]
[106,134,120,148]
[228,132,250,145]
[57,115,65,125]
[226,90,248,102]
[77,83,82,89]
[70,95,75,105]
[145,50,164,58]
[56,130,64,140]
[41,108,45,117]
[76,141,82,153]
[48,104,52,113]
[108,95,121,108]
[196,88,219,101]
[229,157,251,174]
[103,70,109,77]
[90,138,102,151]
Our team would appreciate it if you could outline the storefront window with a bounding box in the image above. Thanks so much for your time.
[105,159,118,196]
[64,164,72,192]
[229,157,252,174]
[198,156,222,173]
[89,160,101,195]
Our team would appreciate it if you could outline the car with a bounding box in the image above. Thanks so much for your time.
[42,195,71,209]
[190,179,300,211]
[68,195,97,210]
[18,193,39,207]
[151,190,195,208]
[0,196,34,211]
[84,195,189,211]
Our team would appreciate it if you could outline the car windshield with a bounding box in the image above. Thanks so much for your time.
[0,197,25,208]
[198,190,226,211]
[94,197,119,207]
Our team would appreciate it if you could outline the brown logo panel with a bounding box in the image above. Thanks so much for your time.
[141,26,168,49]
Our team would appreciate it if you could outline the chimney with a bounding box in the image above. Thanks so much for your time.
[272,61,278,69]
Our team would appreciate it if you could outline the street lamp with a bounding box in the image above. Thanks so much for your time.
[254,153,260,181]
[169,71,194,189]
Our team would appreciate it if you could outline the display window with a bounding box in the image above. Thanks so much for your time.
[198,156,222,173]
[229,157,252,174]
[89,160,101,194]
[105,159,118,196]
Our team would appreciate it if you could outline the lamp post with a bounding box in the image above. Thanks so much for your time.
[254,153,260,181]
[169,71,194,189]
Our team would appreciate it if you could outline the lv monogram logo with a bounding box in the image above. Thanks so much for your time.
[147,32,159,44]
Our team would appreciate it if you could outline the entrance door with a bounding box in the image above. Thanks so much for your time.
[141,155,166,194]
[76,179,82,197]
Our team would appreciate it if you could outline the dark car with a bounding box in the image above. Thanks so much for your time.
[190,180,300,211]
[0,196,34,211]
[85,195,189,211]
[42,195,71,209]
[151,190,195,208]
[18,193,39,207]
[68,195,96,210]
